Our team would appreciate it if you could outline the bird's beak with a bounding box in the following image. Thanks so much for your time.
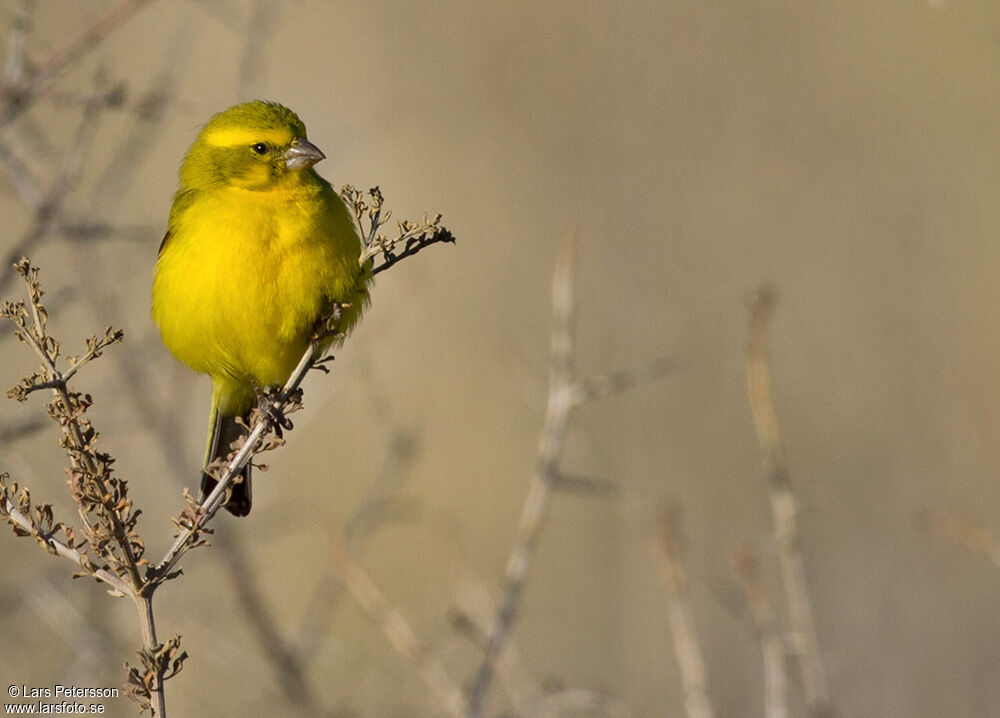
[282,138,325,170]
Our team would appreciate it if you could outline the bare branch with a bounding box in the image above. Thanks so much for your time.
[0,0,156,127]
[917,508,1000,569]
[0,134,43,207]
[0,477,128,596]
[550,471,620,499]
[332,543,466,718]
[569,356,675,406]
[731,544,788,718]
[0,73,110,295]
[2,259,141,589]
[341,185,456,275]
[1,0,34,88]
[746,287,832,718]
[453,581,631,718]
[125,595,174,716]
[2,259,168,714]
[151,337,324,581]
[657,506,714,718]
[291,424,421,668]
[212,531,330,716]
[452,581,545,715]
[466,234,673,716]
[465,234,579,717]
[124,613,183,716]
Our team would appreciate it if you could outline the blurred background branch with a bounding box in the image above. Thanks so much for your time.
[657,505,715,718]
[746,288,832,718]
[467,234,673,717]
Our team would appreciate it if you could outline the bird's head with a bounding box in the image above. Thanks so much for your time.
[180,100,325,191]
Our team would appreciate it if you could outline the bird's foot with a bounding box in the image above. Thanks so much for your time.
[254,385,293,437]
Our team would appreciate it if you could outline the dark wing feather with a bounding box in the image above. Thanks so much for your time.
[158,189,200,257]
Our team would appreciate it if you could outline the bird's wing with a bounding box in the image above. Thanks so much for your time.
[159,188,200,256]
[157,229,171,256]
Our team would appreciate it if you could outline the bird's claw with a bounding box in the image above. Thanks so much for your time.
[255,386,293,436]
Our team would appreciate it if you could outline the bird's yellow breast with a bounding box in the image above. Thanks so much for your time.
[152,178,363,406]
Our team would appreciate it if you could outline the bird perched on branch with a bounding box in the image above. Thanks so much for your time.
[152,101,368,516]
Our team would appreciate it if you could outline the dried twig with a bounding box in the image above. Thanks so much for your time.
[452,581,630,718]
[86,296,331,715]
[746,287,832,718]
[917,508,1000,569]
[1,0,34,89]
[2,261,139,587]
[0,71,110,295]
[731,544,788,718]
[331,542,467,718]
[466,235,673,717]
[464,235,581,717]
[0,0,156,126]
[0,475,129,595]
[452,582,545,715]
[213,531,330,717]
[657,506,714,718]
[341,185,456,276]
[0,134,43,207]
[292,424,420,663]
[0,259,177,717]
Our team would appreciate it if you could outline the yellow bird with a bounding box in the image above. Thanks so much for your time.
[152,101,368,516]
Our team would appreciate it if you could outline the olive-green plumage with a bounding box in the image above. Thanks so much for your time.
[152,101,368,516]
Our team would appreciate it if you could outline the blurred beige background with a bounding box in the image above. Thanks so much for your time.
[2,0,1000,716]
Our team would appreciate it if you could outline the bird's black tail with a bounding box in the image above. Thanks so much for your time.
[200,411,252,517]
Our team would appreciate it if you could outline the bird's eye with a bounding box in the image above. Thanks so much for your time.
[251,142,268,155]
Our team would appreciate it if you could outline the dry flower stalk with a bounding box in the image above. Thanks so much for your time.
[1,258,171,715]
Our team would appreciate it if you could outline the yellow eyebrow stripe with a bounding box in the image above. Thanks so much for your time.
[204,127,294,147]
